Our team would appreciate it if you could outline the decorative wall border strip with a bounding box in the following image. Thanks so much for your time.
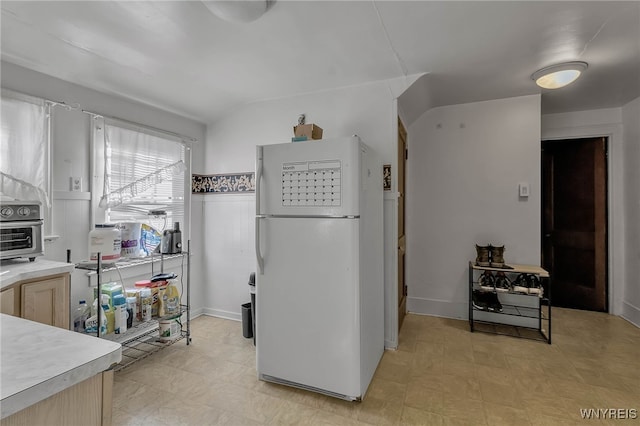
[192,172,255,194]
[383,164,391,191]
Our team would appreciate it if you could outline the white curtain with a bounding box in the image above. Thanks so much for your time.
[0,89,49,206]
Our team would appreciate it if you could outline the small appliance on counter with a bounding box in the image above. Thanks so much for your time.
[160,222,182,254]
[0,200,44,262]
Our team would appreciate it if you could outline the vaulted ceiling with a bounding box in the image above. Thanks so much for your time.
[2,1,639,123]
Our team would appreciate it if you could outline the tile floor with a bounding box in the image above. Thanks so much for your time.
[113,308,640,425]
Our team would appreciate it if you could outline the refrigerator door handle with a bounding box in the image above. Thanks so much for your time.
[255,145,264,274]
[255,216,264,274]
[256,145,263,215]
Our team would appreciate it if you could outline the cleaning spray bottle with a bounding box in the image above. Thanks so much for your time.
[85,297,108,335]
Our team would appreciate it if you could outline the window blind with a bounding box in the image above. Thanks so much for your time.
[102,123,186,231]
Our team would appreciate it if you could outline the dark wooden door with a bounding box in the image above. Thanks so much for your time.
[542,137,608,311]
[398,117,407,328]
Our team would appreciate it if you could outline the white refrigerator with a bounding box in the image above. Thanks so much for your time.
[255,136,384,401]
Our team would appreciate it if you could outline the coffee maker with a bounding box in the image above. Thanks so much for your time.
[161,222,182,254]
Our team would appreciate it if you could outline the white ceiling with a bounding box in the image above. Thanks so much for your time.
[2,1,639,124]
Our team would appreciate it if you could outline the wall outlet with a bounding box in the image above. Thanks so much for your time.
[70,176,82,192]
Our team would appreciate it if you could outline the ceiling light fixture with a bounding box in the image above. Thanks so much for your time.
[202,0,273,23]
[531,61,588,89]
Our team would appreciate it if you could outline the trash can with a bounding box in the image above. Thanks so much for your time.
[241,302,253,339]
[248,272,256,346]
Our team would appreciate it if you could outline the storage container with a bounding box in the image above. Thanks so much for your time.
[159,318,181,341]
[119,222,142,258]
[89,224,121,262]
[140,288,152,321]
[293,124,323,140]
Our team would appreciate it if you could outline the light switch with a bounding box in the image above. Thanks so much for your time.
[519,182,530,197]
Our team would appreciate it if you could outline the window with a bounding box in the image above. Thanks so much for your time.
[0,89,52,234]
[92,117,191,242]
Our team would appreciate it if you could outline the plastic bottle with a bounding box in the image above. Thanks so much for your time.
[85,298,107,335]
[102,294,115,334]
[73,300,91,333]
[91,297,98,317]
[113,294,127,334]
[126,297,136,328]
[140,287,152,321]
[99,305,108,335]
[159,280,180,317]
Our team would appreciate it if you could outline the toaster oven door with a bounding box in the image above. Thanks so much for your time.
[0,220,44,260]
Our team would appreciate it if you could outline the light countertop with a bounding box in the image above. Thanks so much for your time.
[0,258,75,290]
[0,314,122,419]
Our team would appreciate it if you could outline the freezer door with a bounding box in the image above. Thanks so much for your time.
[256,217,361,397]
[257,136,361,217]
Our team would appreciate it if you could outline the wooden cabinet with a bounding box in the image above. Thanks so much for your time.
[0,273,70,329]
[1,371,113,426]
[0,286,18,316]
[22,274,70,329]
[0,313,118,426]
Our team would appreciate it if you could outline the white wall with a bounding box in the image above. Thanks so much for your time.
[406,95,542,319]
[206,78,417,172]
[1,61,207,322]
[201,78,413,346]
[622,97,640,326]
[541,107,626,316]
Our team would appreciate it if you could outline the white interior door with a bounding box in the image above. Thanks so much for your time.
[256,216,360,397]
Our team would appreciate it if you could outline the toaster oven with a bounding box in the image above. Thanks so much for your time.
[0,201,44,262]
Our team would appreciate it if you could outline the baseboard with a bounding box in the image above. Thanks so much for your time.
[621,301,640,328]
[201,307,241,322]
[189,307,205,319]
[385,339,397,350]
[406,296,468,320]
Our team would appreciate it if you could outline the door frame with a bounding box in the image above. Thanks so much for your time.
[541,137,609,311]
[384,113,407,350]
[397,118,407,328]
[541,123,623,315]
